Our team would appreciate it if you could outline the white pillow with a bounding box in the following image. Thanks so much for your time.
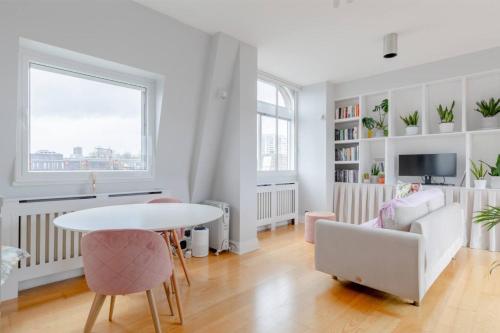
[383,203,430,231]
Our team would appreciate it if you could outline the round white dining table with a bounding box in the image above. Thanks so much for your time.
[53,203,223,232]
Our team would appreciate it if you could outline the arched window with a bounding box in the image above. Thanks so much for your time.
[257,78,296,172]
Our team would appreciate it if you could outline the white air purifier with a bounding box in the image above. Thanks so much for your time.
[192,226,209,257]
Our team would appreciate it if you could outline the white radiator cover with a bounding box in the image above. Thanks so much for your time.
[0,190,167,300]
[257,183,298,229]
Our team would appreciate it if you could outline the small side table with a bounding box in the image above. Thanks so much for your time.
[304,211,336,243]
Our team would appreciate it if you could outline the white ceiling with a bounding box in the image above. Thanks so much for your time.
[134,0,500,86]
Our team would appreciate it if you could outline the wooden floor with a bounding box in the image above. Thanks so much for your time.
[2,224,500,333]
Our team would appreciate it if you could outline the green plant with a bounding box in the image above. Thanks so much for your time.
[400,111,419,127]
[371,164,380,176]
[481,154,500,177]
[474,205,500,273]
[362,172,370,179]
[362,98,388,131]
[436,100,455,123]
[470,160,487,180]
[475,98,500,118]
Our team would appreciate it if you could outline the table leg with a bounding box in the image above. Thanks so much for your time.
[171,230,191,286]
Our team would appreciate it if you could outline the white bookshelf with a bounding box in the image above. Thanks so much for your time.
[333,69,500,187]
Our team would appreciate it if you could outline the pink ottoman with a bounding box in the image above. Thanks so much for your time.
[305,211,336,243]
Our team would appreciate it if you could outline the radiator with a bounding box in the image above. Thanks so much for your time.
[257,183,298,228]
[0,190,166,300]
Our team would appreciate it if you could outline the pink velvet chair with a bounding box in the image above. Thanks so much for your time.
[81,229,182,333]
[148,197,191,286]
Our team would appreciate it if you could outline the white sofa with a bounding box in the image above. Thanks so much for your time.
[314,192,464,305]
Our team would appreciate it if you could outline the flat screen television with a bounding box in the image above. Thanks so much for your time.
[399,153,457,184]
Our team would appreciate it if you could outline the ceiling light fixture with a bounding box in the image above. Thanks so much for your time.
[383,33,398,58]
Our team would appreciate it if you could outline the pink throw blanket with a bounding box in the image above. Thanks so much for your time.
[362,188,443,228]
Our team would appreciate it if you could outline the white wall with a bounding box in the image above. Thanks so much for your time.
[0,1,258,252]
[211,43,259,253]
[333,47,500,98]
[298,83,334,217]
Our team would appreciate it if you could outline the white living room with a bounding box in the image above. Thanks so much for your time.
[2,1,500,332]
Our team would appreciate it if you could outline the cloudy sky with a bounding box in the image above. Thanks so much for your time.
[30,66,144,157]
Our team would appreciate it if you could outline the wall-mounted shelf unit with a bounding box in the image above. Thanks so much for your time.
[333,69,500,188]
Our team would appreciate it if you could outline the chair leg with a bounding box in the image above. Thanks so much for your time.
[84,294,106,333]
[108,296,116,321]
[163,282,174,316]
[171,272,184,324]
[171,230,191,286]
[146,290,162,333]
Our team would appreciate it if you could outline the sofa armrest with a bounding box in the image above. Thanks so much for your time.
[410,203,464,271]
[315,220,425,302]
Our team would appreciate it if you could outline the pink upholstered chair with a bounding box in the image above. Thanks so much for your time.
[148,197,190,286]
[81,229,182,333]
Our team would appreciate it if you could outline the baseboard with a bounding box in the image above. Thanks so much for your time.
[230,238,260,255]
[19,268,84,291]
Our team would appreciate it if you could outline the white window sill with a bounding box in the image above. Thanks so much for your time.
[13,171,154,187]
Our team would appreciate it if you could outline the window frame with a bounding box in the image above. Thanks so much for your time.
[15,47,157,185]
[257,75,299,181]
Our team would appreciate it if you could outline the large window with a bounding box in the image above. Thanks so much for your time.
[257,79,296,172]
[16,45,156,184]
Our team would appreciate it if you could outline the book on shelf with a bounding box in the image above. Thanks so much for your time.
[335,169,358,183]
[335,103,360,120]
[335,127,358,141]
[335,146,359,161]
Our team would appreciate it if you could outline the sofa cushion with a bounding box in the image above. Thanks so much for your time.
[380,188,444,232]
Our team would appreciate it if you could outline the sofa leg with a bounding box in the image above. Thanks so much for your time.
[412,300,420,306]
[332,275,338,280]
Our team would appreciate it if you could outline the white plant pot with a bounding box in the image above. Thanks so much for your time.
[363,179,371,184]
[481,116,498,130]
[439,122,454,133]
[370,176,379,184]
[474,179,487,189]
[490,176,500,189]
[405,126,418,136]
[374,129,384,137]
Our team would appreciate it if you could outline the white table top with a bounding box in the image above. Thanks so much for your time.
[53,203,223,233]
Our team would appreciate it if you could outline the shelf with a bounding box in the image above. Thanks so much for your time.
[334,139,359,144]
[334,117,360,124]
[360,137,386,142]
[335,160,359,164]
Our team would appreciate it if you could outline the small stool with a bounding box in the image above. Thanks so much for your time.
[305,211,336,243]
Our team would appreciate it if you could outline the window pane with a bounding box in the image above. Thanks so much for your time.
[278,118,293,170]
[29,65,146,171]
[260,115,276,171]
[257,80,276,105]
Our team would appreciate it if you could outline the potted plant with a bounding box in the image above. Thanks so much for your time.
[370,164,380,183]
[474,206,500,273]
[377,172,385,184]
[437,101,455,133]
[400,110,419,136]
[481,154,500,189]
[362,172,370,184]
[470,160,487,189]
[362,99,388,138]
[475,98,500,129]
[362,117,375,138]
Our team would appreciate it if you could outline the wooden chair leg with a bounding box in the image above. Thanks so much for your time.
[146,290,162,333]
[171,271,184,324]
[108,295,116,321]
[171,229,191,286]
[163,282,174,316]
[84,294,106,333]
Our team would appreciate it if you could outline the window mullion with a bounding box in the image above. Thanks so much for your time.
[275,84,279,172]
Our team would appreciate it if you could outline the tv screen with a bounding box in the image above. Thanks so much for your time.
[399,153,457,177]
